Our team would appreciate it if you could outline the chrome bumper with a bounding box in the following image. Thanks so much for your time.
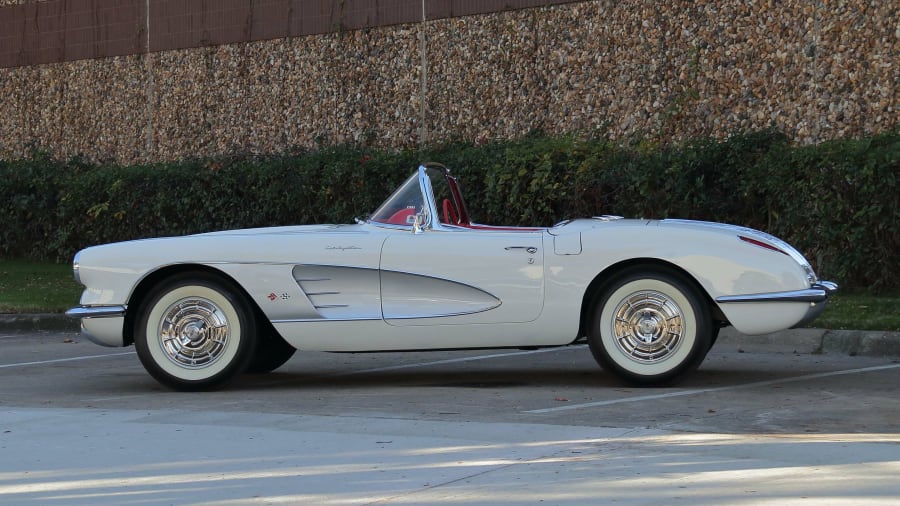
[715,281,838,304]
[65,305,128,319]
[65,305,128,347]
[715,281,838,329]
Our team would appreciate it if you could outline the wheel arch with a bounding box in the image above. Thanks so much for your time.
[123,264,274,347]
[577,258,727,339]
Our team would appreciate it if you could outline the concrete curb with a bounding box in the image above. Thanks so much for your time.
[0,313,79,333]
[702,327,900,359]
[820,329,900,358]
[2,313,899,358]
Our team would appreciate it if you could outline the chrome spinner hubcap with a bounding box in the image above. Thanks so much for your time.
[613,290,684,363]
[159,297,230,368]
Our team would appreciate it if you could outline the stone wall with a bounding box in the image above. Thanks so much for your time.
[0,0,896,164]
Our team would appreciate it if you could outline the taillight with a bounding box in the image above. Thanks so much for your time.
[739,235,789,255]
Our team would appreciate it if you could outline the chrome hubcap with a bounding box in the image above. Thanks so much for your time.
[613,290,684,363]
[159,297,230,368]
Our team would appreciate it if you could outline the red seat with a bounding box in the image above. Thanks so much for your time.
[387,207,416,225]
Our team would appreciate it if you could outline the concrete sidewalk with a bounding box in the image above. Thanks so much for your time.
[3,407,897,505]
[2,312,899,359]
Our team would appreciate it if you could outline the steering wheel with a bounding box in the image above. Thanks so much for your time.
[442,199,458,225]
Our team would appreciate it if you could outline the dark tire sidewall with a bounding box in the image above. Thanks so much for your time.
[134,274,257,390]
[588,267,712,386]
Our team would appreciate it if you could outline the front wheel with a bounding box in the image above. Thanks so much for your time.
[134,274,257,391]
[588,267,713,386]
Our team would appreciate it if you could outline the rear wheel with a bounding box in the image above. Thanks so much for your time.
[134,274,257,391]
[588,267,713,386]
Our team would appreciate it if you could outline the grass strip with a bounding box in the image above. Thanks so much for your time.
[0,260,82,313]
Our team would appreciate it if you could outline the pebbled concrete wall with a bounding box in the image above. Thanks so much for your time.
[0,0,896,164]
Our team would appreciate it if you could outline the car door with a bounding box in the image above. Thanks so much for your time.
[380,230,545,325]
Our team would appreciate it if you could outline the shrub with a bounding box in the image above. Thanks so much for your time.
[1,129,896,292]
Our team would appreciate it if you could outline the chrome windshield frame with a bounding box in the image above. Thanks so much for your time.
[368,163,460,233]
[418,165,441,231]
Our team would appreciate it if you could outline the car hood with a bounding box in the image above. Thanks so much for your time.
[74,223,371,272]
[193,223,365,237]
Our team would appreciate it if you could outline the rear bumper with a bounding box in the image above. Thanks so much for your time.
[715,281,838,304]
[66,305,127,347]
[66,305,127,319]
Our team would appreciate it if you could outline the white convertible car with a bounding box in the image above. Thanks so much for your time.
[67,164,837,390]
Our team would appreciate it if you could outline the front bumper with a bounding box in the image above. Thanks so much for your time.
[715,281,838,330]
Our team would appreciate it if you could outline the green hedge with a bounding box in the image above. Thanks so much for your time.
[2,129,897,292]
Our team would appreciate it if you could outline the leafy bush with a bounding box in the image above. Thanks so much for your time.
[1,129,897,292]
[740,131,899,293]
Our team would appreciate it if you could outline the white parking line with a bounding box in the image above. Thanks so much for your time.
[0,345,579,373]
[0,351,135,369]
[525,362,900,413]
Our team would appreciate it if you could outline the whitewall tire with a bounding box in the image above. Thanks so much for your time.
[134,274,257,390]
[588,267,712,385]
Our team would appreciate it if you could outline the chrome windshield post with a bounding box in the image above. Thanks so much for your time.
[418,165,440,231]
[412,213,425,234]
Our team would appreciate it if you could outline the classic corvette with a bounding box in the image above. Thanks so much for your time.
[67,163,837,390]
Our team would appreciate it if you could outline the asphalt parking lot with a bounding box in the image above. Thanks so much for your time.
[1,328,899,505]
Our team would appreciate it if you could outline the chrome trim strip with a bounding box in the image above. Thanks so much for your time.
[270,302,504,324]
[65,305,128,319]
[716,282,838,304]
[384,302,502,320]
[314,304,350,309]
[271,316,380,323]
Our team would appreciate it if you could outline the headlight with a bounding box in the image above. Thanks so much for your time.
[73,251,82,285]
[801,262,818,286]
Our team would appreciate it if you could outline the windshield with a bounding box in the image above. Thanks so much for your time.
[369,172,425,226]
[369,165,465,228]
